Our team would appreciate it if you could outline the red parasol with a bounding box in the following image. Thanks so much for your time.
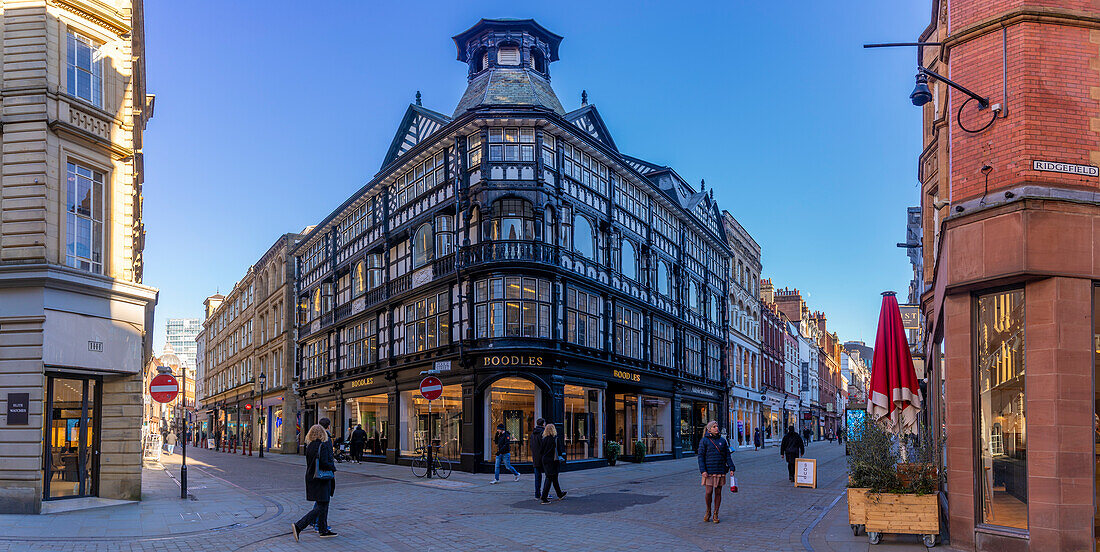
[868,291,922,434]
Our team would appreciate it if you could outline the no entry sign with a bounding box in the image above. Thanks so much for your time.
[419,376,442,401]
[150,374,180,403]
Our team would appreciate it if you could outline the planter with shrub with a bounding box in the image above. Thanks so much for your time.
[604,441,622,466]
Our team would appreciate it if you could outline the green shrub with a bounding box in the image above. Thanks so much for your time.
[604,441,622,463]
[633,440,647,463]
[846,421,941,496]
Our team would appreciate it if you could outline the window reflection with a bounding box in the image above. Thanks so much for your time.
[976,288,1026,530]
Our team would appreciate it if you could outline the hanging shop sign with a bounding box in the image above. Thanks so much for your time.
[898,305,922,331]
[1033,160,1099,177]
[483,355,543,367]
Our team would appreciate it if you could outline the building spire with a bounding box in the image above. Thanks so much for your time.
[415,90,422,106]
[581,90,588,106]
[700,178,706,193]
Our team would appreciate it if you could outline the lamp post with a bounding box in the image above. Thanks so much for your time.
[258,371,267,458]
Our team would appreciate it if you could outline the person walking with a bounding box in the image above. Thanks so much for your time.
[490,423,521,484]
[780,426,805,483]
[165,431,177,456]
[349,424,367,463]
[752,427,763,451]
[530,418,545,501]
[697,421,734,523]
[291,423,338,540]
[538,423,567,504]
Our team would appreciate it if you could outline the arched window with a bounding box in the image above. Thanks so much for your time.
[531,48,547,73]
[621,239,637,280]
[488,199,534,240]
[435,215,453,257]
[412,223,433,268]
[366,253,382,289]
[656,260,670,296]
[688,281,698,312]
[352,261,365,295]
[573,215,594,259]
[543,208,555,245]
[473,48,487,73]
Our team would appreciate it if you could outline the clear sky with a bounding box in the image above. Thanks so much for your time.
[144,1,930,352]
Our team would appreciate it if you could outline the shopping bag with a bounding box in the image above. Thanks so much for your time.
[729,475,738,493]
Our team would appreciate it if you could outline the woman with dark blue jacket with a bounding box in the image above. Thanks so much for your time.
[697,421,734,523]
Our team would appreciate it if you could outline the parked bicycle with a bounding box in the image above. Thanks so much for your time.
[410,445,451,479]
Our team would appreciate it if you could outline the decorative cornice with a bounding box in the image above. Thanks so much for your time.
[51,0,130,36]
[943,7,1100,61]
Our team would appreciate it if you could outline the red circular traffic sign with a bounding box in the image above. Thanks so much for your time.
[149,374,179,403]
[419,376,442,401]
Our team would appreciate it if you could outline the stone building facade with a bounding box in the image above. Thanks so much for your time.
[198,233,302,455]
[722,211,762,447]
[0,0,156,513]
[293,19,733,472]
[917,0,1100,549]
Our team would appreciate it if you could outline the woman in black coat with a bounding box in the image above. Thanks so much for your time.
[538,423,567,504]
[697,421,734,523]
[291,424,337,540]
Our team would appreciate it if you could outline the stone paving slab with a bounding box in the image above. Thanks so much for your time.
[0,440,937,552]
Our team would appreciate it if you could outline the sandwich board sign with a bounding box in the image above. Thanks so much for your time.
[795,458,817,488]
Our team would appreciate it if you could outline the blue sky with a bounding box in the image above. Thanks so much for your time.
[145,1,929,351]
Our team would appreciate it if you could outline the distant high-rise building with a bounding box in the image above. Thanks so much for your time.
[166,318,201,371]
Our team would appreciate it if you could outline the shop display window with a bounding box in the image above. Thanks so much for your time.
[976,288,1026,530]
[400,386,462,459]
[564,385,602,460]
[614,394,670,455]
[485,378,540,462]
[346,394,389,456]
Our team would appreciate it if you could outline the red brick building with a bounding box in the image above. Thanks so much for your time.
[917,1,1100,549]
[760,303,785,438]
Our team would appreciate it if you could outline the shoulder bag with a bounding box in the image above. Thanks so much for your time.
[314,444,335,480]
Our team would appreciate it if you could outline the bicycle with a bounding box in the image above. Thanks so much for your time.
[410,445,452,479]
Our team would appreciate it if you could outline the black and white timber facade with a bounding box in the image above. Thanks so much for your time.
[293,19,733,472]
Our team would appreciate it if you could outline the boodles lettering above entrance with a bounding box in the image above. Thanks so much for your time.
[483,355,543,367]
[346,377,375,389]
[613,369,641,382]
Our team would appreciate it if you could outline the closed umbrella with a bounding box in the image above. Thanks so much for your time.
[869,291,922,435]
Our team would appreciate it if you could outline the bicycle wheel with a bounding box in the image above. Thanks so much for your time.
[411,456,428,478]
[434,456,452,479]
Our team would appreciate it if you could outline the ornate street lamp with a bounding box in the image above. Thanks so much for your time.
[258,371,267,458]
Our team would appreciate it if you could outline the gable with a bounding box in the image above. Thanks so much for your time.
[563,105,617,152]
[381,105,452,168]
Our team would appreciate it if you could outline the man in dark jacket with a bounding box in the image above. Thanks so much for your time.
[780,426,806,482]
[530,418,545,500]
[491,423,521,484]
[349,424,367,463]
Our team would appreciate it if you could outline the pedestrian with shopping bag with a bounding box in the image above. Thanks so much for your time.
[291,422,338,540]
[697,421,734,523]
[780,426,805,483]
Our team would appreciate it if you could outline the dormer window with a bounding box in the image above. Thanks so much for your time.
[497,46,520,66]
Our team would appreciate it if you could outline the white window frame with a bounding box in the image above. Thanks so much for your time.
[66,30,104,108]
[65,161,106,274]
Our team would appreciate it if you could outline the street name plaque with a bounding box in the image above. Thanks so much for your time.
[1033,160,1099,177]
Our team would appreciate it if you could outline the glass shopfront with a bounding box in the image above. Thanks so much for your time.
[976,288,1027,530]
[346,394,389,456]
[680,399,716,454]
[271,406,284,451]
[44,376,100,499]
[614,393,671,455]
[485,378,539,462]
[564,385,602,460]
[318,400,339,437]
[401,385,462,459]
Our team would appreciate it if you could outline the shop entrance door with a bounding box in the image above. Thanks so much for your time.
[44,376,100,500]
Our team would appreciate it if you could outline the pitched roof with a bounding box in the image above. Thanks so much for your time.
[563,105,617,152]
[452,68,565,117]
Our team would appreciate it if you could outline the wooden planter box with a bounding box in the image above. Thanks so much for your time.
[849,488,939,546]
[848,488,869,526]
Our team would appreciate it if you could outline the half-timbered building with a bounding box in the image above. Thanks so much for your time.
[293,19,731,471]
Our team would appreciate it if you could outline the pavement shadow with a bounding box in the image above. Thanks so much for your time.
[510,492,664,515]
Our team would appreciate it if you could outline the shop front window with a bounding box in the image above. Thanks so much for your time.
[400,385,461,459]
[564,385,602,460]
[318,400,339,438]
[272,407,284,451]
[346,394,389,456]
[976,288,1026,530]
[614,394,670,456]
[614,394,638,454]
[485,378,540,462]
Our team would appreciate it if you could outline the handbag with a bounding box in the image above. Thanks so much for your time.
[556,439,567,464]
[729,475,738,493]
[313,445,334,480]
